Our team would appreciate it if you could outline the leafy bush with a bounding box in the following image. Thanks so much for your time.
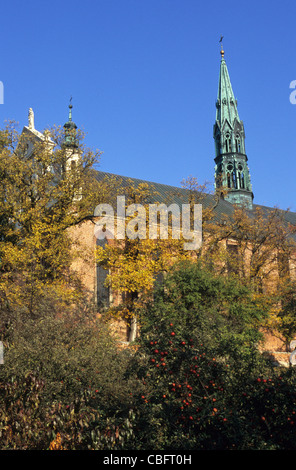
[0,372,138,450]
[0,301,141,449]
[129,261,296,450]
[3,262,296,450]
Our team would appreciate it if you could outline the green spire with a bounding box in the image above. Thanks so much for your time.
[63,97,78,148]
[213,45,253,210]
[216,49,240,127]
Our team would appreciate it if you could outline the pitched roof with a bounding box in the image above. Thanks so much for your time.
[94,169,296,227]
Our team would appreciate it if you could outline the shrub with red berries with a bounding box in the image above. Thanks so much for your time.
[132,261,296,450]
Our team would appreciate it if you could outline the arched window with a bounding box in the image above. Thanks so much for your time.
[241,172,245,189]
[225,133,231,153]
[226,242,239,275]
[235,134,241,153]
[232,170,237,189]
[96,238,110,308]
[238,172,241,189]
[227,172,231,188]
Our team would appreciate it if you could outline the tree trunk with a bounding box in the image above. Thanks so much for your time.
[128,315,137,342]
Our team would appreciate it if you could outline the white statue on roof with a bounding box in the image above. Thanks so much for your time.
[28,107,35,130]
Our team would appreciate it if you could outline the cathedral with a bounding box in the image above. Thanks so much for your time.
[20,45,296,364]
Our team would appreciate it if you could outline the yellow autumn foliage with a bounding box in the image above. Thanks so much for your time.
[0,122,109,315]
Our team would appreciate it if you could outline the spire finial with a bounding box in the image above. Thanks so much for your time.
[219,35,224,58]
[63,96,78,148]
[68,96,73,121]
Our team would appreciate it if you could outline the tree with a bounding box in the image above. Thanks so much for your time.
[180,177,296,292]
[95,178,196,341]
[200,204,296,344]
[274,278,296,345]
[0,121,110,318]
[130,261,295,450]
[178,178,296,345]
[0,299,141,450]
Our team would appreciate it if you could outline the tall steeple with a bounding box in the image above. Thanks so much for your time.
[213,41,253,210]
[63,97,78,148]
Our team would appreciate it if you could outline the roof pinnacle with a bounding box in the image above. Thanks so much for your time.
[68,96,73,121]
[219,35,224,58]
[63,96,78,148]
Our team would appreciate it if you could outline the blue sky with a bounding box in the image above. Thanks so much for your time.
[1,0,296,211]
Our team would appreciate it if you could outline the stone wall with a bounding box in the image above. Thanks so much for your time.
[69,221,296,365]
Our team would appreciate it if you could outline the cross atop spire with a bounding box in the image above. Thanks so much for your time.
[219,35,224,58]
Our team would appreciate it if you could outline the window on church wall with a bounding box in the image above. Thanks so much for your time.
[96,238,110,309]
[277,252,292,314]
[277,251,290,279]
[226,243,240,275]
[227,172,231,188]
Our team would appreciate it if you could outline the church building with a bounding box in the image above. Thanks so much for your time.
[20,45,296,364]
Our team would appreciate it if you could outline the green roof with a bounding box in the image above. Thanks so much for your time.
[95,170,232,215]
[94,169,296,228]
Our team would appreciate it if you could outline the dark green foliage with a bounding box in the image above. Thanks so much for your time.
[277,279,296,344]
[0,301,141,450]
[2,261,296,450]
[130,262,296,450]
